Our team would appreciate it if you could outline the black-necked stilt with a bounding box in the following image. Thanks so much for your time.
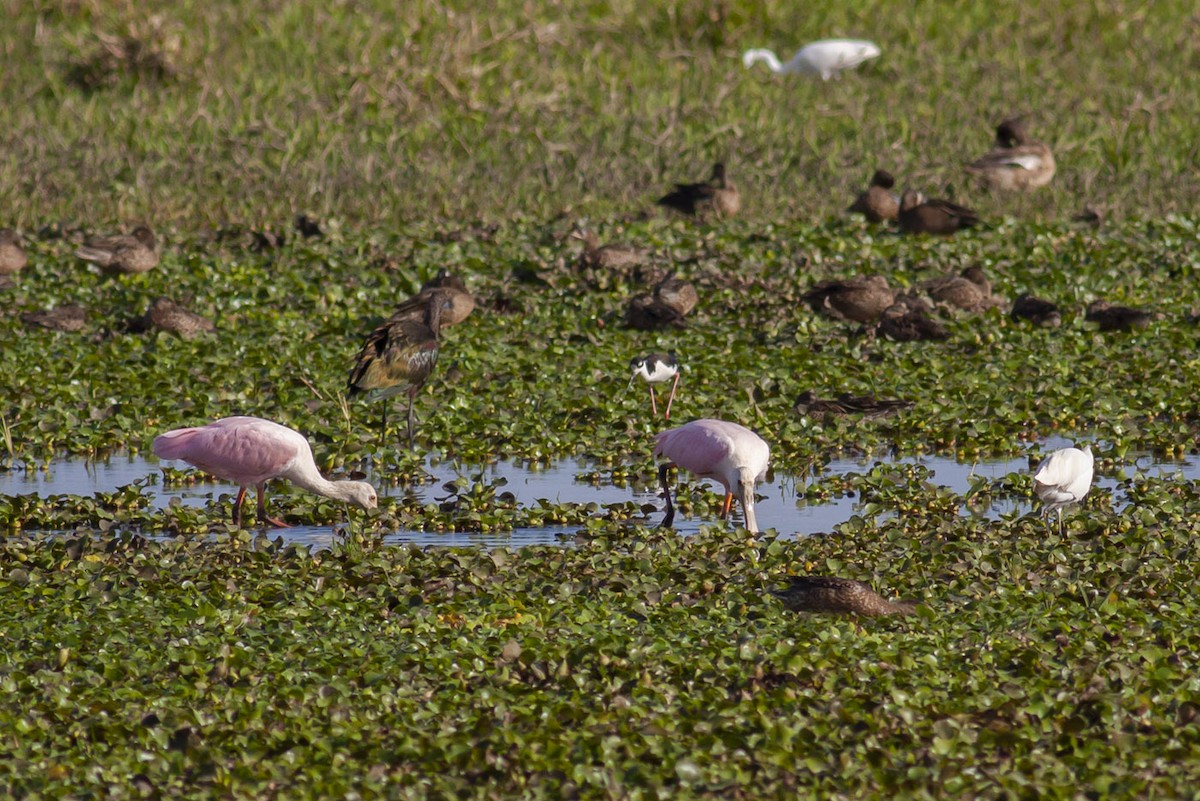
[657,163,740,218]
[349,289,457,448]
[629,351,680,420]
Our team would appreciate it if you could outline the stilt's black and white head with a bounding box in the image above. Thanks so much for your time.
[628,352,681,419]
[629,351,679,385]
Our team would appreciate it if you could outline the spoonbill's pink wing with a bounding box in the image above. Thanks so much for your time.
[153,417,301,486]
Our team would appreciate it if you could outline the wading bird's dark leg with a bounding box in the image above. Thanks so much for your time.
[257,484,290,528]
[379,402,389,448]
[405,389,417,449]
[232,486,247,528]
[658,462,675,528]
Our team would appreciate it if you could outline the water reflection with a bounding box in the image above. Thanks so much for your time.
[2,447,1197,548]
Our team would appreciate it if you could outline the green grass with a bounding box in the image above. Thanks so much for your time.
[3,0,1199,228]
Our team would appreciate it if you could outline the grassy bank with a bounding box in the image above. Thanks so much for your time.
[2,0,1198,228]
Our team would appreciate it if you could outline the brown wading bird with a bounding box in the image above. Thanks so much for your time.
[348,289,455,448]
[21,304,87,332]
[1011,293,1062,327]
[625,272,698,330]
[847,169,900,223]
[0,229,28,278]
[75,226,158,274]
[772,576,916,617]
[966,118,1056,192]
[405,270,475,328]
[898,190,980,235]
[657,162,740,218]
[794,390,912,420]
[571,229,646,272]
[803,275,894,323]
[142,297,215,339]
[1085,300,1153,332]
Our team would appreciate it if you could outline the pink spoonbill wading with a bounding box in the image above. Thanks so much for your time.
[654,418,770,533]
[153,417,378,528]
[629,352,680,420]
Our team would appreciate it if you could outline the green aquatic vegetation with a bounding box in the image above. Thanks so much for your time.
[3,472,1200,797]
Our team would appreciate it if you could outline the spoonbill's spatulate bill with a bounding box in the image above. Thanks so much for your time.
[153,416,378,528]
[1033,444,1093,534]
[742,39,881,80]
[654,418,770,533]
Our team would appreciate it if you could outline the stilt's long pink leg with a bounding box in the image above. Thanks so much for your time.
[663,374,680,420]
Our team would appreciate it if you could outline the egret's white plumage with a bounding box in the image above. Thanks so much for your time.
[742,39,881,80]
[1033,444,1093,533]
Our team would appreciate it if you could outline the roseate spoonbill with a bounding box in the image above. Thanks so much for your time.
[803,275,894,323]
[571,229,646,271]
[141,297,215,339]
[795,391,912,421]
[771,577,916,617]
[20,304,87,332]
[1033,444,1093,535]
[153,416,378,528]
[923,266,995,311]
[75,226,158,274]
[0,229,27,277]
[1011,293,1062,327]
[1085,300,1153,332]
[898,190,980,235]
[629,352,680,420]
[967,118,1056,191]
[742,39,881,80]
[847,169,899,223]
[348,289,454,447]
[654,419,770,533]
[657,163,740,218]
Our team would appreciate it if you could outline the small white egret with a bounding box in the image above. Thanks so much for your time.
[742,39,881,80]
[1033,444,1094,534]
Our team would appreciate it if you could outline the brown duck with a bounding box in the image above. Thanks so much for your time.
[795,390,912,420]
[1011,293,1061,327]
[923,265,995,311]
[348,290,455,447]
[803,275,894,323]
[847,169,899,223]
[772,576,916,617]
[966,118,1056,192]
[625,272,698,331]
[877,300,949,342]
[1085,300,1153,332]
[21,304,87,332]
[571,229,646,271]
[657,163,740,218]
[76,226,158,274]
[898,190,980,235]
[142,297,215,339]
[0,229,27,277]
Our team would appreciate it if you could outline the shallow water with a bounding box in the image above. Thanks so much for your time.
[2,445,1196,549]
